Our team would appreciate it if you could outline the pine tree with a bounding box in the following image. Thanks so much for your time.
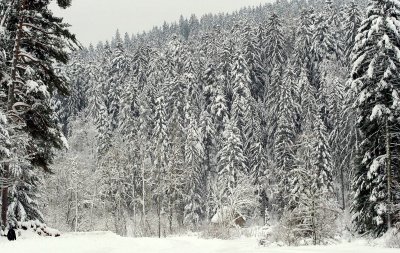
[323,0,344,61]
[96,98,112,157]
[217,117,247,198]
[343,1,362,64]
[108,41,131,130]
[272,63,300,214]
[153,95,169,237]
[286,72,338,244]
[286,129,339,245]
[8,165,44,223]
[1,0,78,225]
[231,53,252,136]
[293,9,314,70]
[183,112,205,229]
[264,13,287,77]
[312,14,338,62]
[203,64,227,133]
[244,98,268,220]
[351,0,400,235]
[313,113,334,195]
[242,24,266,100]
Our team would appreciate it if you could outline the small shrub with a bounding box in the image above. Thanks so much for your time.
[201,224,232,239]
[384,228,400,248]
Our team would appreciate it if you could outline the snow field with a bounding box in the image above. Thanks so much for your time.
[0,231,399,253]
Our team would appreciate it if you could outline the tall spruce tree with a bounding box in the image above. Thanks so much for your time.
[272,63,300,214]
[351,0,400,235]
[343,1,362,64]
[1,0,78,225]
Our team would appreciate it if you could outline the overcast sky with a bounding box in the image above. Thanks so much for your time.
[51,0,273,46]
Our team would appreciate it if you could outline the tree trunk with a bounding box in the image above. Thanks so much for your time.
[158,163,161,239]
[311,195,317,246]
[141,161,146,235]
[131,171,136,236]
[1,187,8,226]
[75,188,78,232]
[385,117,392,229]
[90,187,96,230]
[1,0,26,226]
[340,164,346,210]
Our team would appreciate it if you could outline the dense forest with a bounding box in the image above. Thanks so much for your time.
[1,0,400,246]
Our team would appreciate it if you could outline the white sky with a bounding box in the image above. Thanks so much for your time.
[51,0,273,46]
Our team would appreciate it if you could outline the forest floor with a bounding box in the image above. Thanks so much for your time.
[0,230,398,253]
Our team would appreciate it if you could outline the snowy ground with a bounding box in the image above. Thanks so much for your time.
[0,231,399,253]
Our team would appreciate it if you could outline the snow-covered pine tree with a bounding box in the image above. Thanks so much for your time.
[293,9,314,71]
[272,62,300,215]
[242,24,266,100]
[312,13,338,62]
[124,32,132,51]
[264,13,287,79]
[60,58,89,133]
[231,53,252,138]
[343,0,362,65]
[203,64,227,133]
[108,39,131,130]
[183,112,205,229]
[243,97,268,221]
[217,117,247,200]
[8,165,44,224]
[95,95,112,157]
[1,0,78,225]
[132,43,151,91]
[286,127,339,245]
[152,95,169,237]
[323,0,344,61]
[351,0,400,235]
[313,111,334,195]
[284,67,339,244]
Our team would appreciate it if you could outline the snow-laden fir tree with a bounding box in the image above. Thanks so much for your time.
[8,165,44,224]
[343,1,362,64]
[264,13,287,78]
[272,62,300,214]
[231,53,252,137]
[204,64,227,133]
[351,0,400,235]
[152,95,169,237]
[242,24,266,100]
[183,112,205,229]
[108,41,130,130]
[293,9,314,70]
[283,68,339,244]
[0,0,78,225]
[217,117,247,200]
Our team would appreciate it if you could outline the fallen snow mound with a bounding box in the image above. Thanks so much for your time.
[18,220,61,237]
[0,220,60,242]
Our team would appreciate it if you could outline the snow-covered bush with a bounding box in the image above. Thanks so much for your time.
[384,228,400,248]
[270,210,300,246]
[269,198,341,246]
[202,224,232,240]
[17,220,61,237]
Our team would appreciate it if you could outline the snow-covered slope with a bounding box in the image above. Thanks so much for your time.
[0,231,398,253]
